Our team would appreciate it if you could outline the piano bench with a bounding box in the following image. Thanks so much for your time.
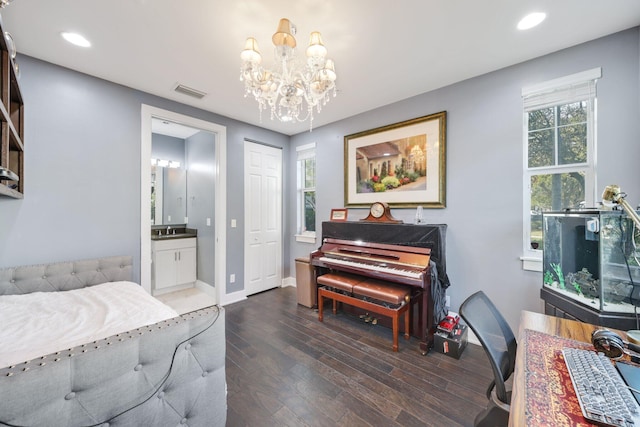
[317,276,412,352]
[317,272,362,293]
[353,279,411,305]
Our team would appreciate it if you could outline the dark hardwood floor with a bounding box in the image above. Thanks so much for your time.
[225,287,493,427]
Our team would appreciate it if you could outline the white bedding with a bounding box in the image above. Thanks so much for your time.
[0,281,178,369]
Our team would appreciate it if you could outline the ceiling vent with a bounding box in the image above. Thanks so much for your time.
[173,83,206,99]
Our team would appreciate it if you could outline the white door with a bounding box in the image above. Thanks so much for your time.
[244,141,282,296]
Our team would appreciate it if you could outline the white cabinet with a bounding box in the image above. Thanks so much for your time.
[152,237,197,292]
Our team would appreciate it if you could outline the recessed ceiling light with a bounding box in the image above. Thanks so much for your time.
[517,12,546,30]
[61,32,91,48]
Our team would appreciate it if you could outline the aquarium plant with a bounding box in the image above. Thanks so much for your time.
[544,270,554,286]
[571,281,583,296]
[551,263,566,289]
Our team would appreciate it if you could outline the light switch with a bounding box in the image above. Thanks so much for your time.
[207,218,211,226]
[231,219,237,228]
[230,274,236,283]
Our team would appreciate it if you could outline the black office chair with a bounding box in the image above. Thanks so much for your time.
[459,291,517,427]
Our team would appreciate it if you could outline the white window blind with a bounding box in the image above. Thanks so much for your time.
[522,67,601,111]
[296,142,316,160]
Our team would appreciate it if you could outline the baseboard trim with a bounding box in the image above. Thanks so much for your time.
[282,276,296,288]
[152,282,194,296]
[221,289,247,306]
[195,280,216,303]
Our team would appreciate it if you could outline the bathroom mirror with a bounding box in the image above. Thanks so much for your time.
[151,119,199,225]
[151,164,186,225]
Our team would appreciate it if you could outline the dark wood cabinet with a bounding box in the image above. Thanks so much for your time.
[0,20,24,199]
[541,286,640,330]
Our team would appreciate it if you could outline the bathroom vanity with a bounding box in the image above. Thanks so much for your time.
[151,226,197,294]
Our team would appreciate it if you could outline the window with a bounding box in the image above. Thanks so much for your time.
[296,143,316,243]
[522,68,600,268]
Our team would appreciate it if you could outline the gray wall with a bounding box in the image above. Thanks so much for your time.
[186,131,216,286]
[0,54,290,296]
[152,133,185,163]
[289,28,640,330]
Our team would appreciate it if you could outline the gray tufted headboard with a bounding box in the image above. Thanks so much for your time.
[0,255,133,295]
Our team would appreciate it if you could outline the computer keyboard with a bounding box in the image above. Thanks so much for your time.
[563,348,640,426]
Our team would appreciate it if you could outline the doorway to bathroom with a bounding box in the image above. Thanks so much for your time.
[141,105,227,304]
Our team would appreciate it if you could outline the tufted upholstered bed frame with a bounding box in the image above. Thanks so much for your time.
[0,255,227,427]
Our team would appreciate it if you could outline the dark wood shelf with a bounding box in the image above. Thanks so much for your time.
[0,183,23,198]
[0,20,24,199]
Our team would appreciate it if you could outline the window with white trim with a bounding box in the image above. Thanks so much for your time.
[522,68,600,266]
[296,143,316,244]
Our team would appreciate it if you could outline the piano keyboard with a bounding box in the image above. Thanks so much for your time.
[317,256,423,279]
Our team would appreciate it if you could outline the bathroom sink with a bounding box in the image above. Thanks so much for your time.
[151,233,196,241]
[151,226,197,241]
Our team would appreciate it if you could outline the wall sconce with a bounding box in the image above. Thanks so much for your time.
[151,158,181,169]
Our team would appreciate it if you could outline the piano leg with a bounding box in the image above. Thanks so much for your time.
[404,308,410,341]
[418,288,435,355]
[392,314,399,352]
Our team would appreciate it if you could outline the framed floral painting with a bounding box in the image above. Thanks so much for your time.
[344,111,446,208]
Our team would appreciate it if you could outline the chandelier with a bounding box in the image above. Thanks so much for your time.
[240,18,337,131]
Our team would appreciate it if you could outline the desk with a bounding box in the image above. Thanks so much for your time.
[509,311,628,426]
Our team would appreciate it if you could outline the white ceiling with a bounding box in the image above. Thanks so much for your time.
[2,0,640,136]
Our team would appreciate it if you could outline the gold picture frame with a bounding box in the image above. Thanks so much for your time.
[344,111,446,208]
[330,208,348,221]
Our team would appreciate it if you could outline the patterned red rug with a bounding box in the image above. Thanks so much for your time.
[523,328,596,426]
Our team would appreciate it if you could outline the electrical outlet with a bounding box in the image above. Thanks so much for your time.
[206,218,211,226]
[445,295,451,307]
[230,274,236,283]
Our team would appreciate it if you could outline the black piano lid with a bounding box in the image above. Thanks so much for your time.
[320,221,449,289]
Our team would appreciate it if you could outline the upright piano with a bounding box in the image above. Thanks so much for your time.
[311,221,449,354]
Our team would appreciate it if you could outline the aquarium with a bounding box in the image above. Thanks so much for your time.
[542,209,640,328]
